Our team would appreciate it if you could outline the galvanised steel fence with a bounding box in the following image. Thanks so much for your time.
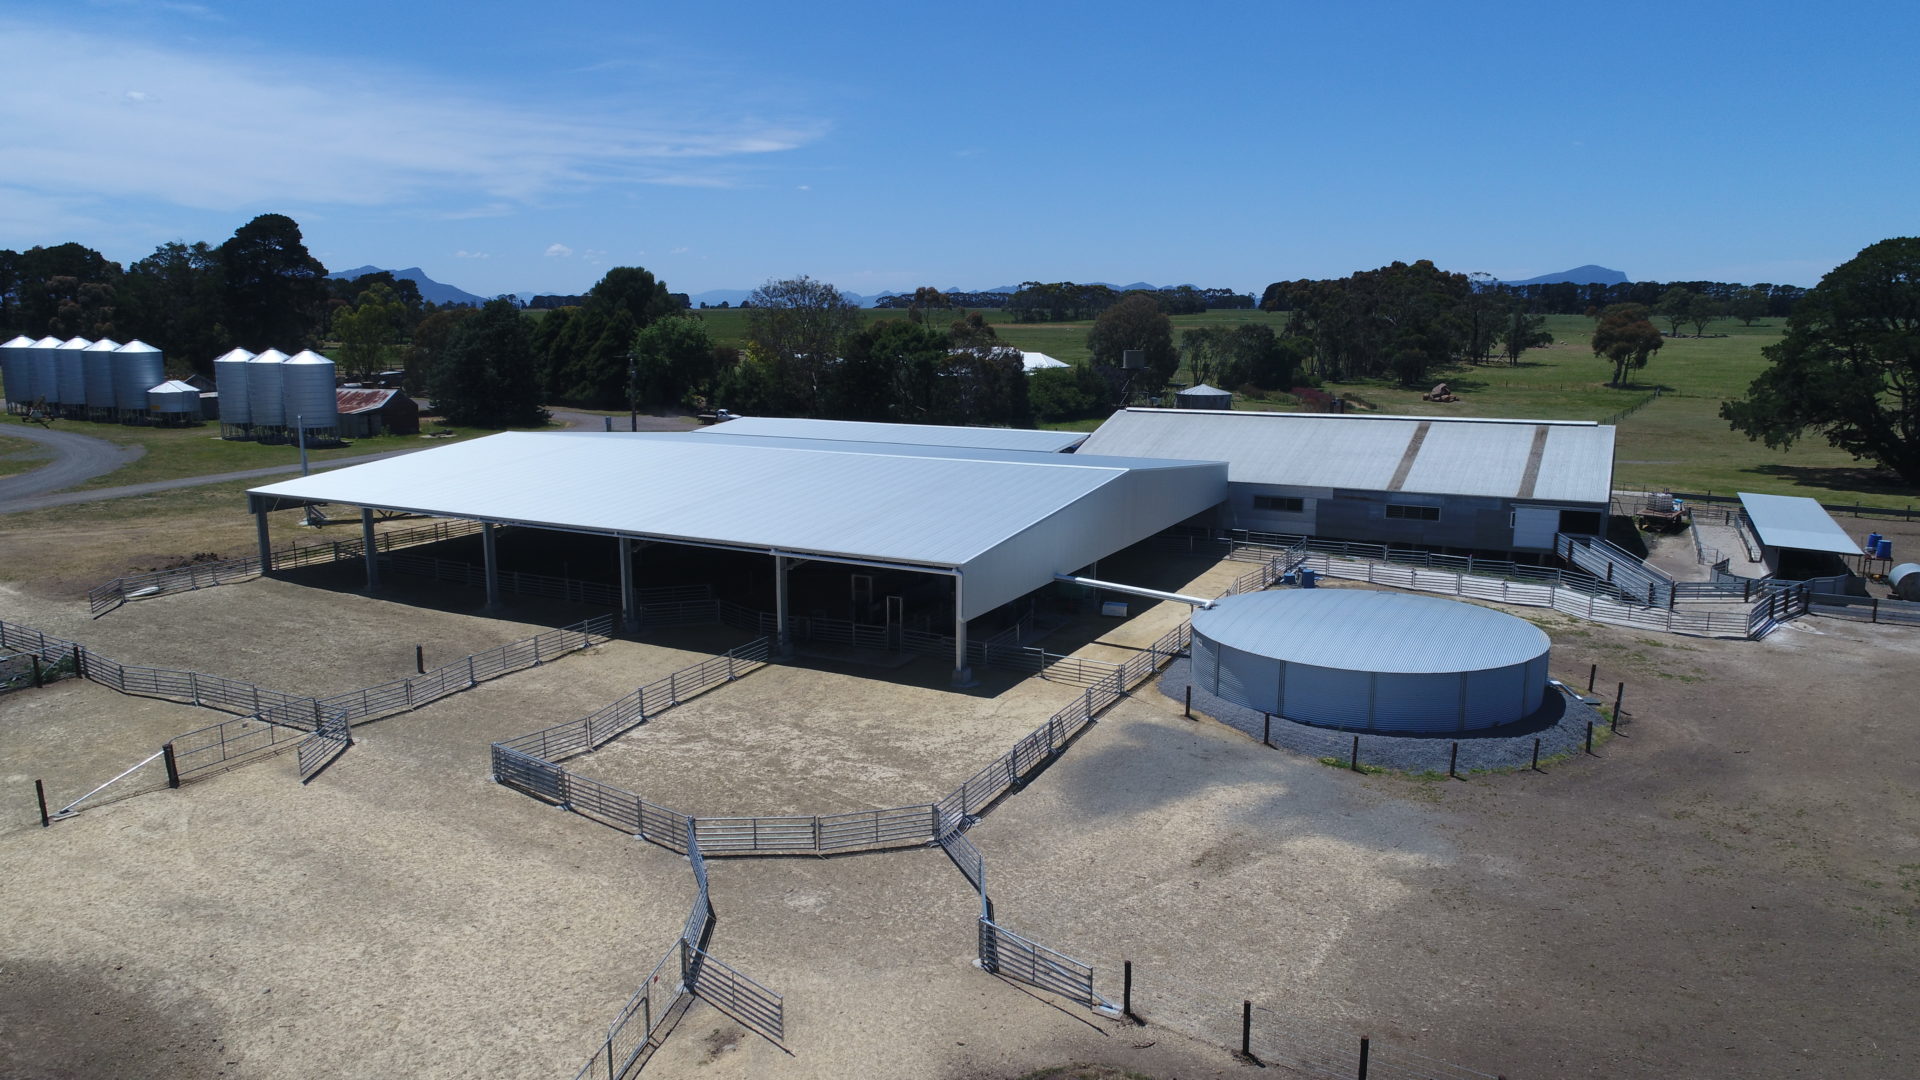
[1223,542,1766,638]
[571,822,783,1080]
[491,621,1192,859]
[315,615,614,725]
[378,552,629,608]
[85,518,484,615]
[978,918,1107,1011]
[295,710,353,782]
[497,637,770,764]
[169,713,312,784]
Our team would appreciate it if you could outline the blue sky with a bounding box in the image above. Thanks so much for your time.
[3,0,1915,297]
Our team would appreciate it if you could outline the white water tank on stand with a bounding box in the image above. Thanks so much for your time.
[1892,563,1920,602]
[113,340,166,416]
[29,336,62,406]
[248,348,289,431]
[82,338,122,414]
[0,335,34,407]
[212,348,255,430]
[282,350,340,435]
[55,337,92,411]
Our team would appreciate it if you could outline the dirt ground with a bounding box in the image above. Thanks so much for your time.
[4,534,1919,1079]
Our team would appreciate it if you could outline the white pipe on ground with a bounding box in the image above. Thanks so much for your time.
[1053,574,1216,609]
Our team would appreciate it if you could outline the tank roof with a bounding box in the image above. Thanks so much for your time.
[1192,589,1548,674]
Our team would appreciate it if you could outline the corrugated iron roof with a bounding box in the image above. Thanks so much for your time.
[247,432,1222,590]
[1193,589,1549,674]
[1737,492,1863,555]
[698,415,1086,452]
[336,388,400,413]
[1077,408,1615,503]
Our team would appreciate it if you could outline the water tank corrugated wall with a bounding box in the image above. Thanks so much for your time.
[282,350,339,431]
[82,338,122,409]
[1176,383,1232,410]
[248,348,289,427]
[212,348,255,425]
[113,340,166,413]
[1,335,34,405]
[30,336,62,405]
[1892,563,1920,602]
[55,337,93,406]
[147,380,203,417]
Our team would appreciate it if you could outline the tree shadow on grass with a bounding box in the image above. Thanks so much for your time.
[1743,463,1919,502]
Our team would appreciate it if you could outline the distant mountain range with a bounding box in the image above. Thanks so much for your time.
[326,265,492,307]
[1496,265,1628,287]
[689,281,1192,308]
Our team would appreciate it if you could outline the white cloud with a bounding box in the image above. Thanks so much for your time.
[670,246,690,255]
[545,243,574,258]
[0,18,827,214]
[454,250,490,259]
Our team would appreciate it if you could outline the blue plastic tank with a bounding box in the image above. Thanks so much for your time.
[1299,568,1318,588]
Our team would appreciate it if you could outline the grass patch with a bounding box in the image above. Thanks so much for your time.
[0,431,55,479]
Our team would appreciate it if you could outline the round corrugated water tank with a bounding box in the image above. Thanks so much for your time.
[1,334,35,405]
[248,348,289,427]
[112,340,165,413]
[55,337,93,407]
[1892,563,1920,602]
[282,350,339,431]
[1176,382,1232,410]
[212,348,255,425]
[1189,589,1552,733]
[82,338,121,409]
[30,336,63,405]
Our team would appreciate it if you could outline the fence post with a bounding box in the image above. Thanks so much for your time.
[1350,735,1360,772]
[1263,713,1271,747]
[30,655,41,688]
[1587,663,1597,692]
[163,743,180,789]
[1586,721,1594,755]
[1239,999,1257,1064]
[1184,685,1192,719]
[1613,682,1625,728]
[1448,742,1458,778]
[1358,1035,1371,1080]
[1531,737,1541,771]
[468,655,476,688]
[1123,960,1141,1025]
[74,647,87,681]
[36,779,50,828]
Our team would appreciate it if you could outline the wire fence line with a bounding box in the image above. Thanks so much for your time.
[85,518,485,616]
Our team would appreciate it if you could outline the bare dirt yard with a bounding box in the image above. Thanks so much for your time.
[4,528,1919,1080]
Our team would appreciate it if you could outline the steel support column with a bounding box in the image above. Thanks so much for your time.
[619,537,637,632]
[361,508,380,590]
[481,522,500,607]
[952,573,974,687]
[255,507,273,576]
[774,555,792,657]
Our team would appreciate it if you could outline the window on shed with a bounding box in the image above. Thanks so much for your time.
[1253,495,1305,513]
[1385,504,1441,521]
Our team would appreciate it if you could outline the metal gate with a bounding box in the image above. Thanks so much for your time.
[296,711,352,782]
[683,944,784,1044]
[492,745,566,803]
[978,918,1104,1009]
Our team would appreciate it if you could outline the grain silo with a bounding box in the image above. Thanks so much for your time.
[29,336,62,409]
[1,335,34,411]
[282,350,340,440]
[55,337,94,416]
[146,379,204,425]
[247,348,289,436]
[82,338,122,418]
[1189,589,1551,733]
[113,340,166,419]
[1176,383,1232,410]
[212,347,256,436]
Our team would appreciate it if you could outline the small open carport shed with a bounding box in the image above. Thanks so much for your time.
[1738,491,1864,575]
[246,431,1225,682]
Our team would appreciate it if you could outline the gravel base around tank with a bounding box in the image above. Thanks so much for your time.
[1155,656,1606,773]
